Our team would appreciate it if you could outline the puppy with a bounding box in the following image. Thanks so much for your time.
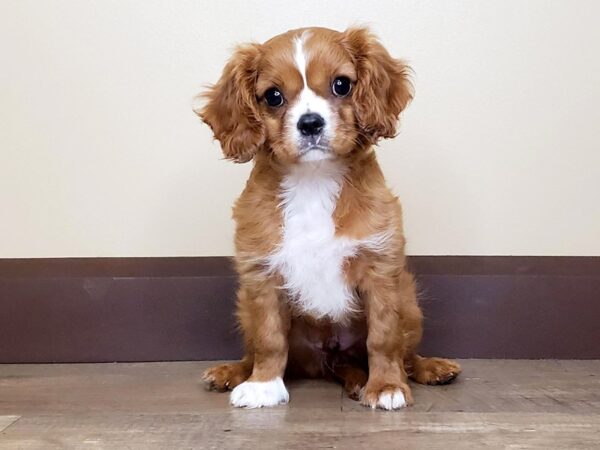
[196,27,461,410]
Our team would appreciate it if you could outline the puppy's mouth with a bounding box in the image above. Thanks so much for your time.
[298,135,331,160]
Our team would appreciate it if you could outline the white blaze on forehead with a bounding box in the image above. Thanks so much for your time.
[294,36,309,86]
[289,33,334,160]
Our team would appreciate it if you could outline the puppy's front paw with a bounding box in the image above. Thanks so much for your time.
[361,381,413,411]
[230,377,289,408]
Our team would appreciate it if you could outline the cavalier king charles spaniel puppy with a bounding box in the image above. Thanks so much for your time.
[196,27,461,410]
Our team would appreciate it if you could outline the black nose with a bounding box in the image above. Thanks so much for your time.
[297,113,325,136]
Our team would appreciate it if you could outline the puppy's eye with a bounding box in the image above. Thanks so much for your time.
[264,88,284,107]
[332,76,352,97]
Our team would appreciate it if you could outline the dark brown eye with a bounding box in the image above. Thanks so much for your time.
[264,88,284,107]
[332,76,352,97]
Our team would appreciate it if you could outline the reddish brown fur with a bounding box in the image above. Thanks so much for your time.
[197,27,461,408]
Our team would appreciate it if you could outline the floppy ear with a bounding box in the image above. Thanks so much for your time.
[342,27,414,142]
[196,44,265,163]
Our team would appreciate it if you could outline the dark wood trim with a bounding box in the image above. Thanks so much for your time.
[1,256,599,362]
[0,256,234,278]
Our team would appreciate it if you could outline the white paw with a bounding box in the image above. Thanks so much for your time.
[376,389,406,410]
[230,377,289,408]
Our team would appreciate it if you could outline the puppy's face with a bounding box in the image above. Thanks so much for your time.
[255,30,358,163]
[198,27,413,164]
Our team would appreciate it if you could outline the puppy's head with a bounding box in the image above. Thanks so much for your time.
[197,27,413,164]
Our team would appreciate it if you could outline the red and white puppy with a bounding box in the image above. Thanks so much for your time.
[197,27,460,410]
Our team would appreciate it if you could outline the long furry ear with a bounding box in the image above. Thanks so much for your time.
[342,27,414,142]
[195,44,265,163]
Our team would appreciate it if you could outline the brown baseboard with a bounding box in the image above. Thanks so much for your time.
[0,256,599,362]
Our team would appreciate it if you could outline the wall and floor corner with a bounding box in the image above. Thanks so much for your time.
[1,1,599,362]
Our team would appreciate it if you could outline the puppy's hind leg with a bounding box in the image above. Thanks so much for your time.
[331,363,368,401]
[406,354,461,385]
[202,358,252,391]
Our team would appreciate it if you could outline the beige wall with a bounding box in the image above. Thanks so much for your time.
[1,0,599,257]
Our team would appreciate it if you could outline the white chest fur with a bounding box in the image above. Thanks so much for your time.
[267,160,379,321]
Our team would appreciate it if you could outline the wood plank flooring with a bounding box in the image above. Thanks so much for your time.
[0,360,599,449]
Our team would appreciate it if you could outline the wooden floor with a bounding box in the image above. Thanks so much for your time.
[0,360,599,449]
